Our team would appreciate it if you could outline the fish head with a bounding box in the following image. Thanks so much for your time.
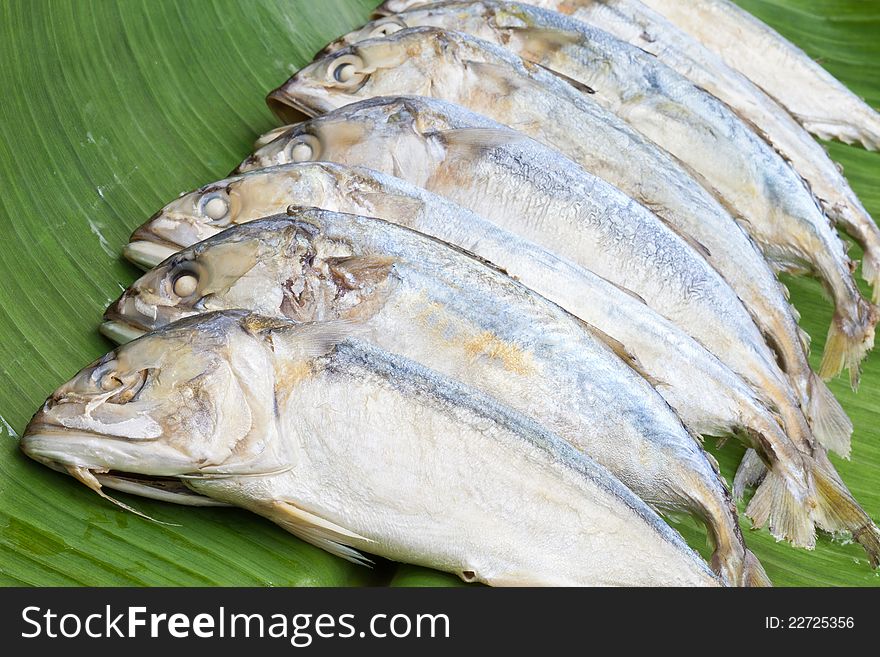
[239,97,455,180]
[267,28,480,121]
[124,181,243,269]
[105,224,296,343]
[318,15,409,56]
[21,312,286,501]
[321,3,512,57]
[124,164,344,269]
[105,213,398,344]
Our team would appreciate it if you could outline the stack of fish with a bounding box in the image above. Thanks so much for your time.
[20,0,880,586]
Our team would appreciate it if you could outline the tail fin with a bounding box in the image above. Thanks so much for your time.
[708,525,773,587]
[742,550,772,587]
[810,455,880,568]
[818,301,877,389]
[861,249,880,304]
[703,482,772,587]
[745,468,816,549]
[806,372,852,458]
[733,448,767,501]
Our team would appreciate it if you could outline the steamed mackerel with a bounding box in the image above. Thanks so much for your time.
[107,211,765,585]
[515,0,880,301]
[642,0,880,151]
[241,101,880,560]
[276,25,850,452]
[117,162,876,550]
[21,311,723,586]
[241,97,828,465]
[291,22,875,386]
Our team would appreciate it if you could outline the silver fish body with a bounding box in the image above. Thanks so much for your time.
[281,21,851,452]
[292,21,874,387]
[115,164,878,551]
[642,0,880,152]
[21,311,723,586]
[518,0,880,302]
[241,101,880,563]
[107,208,767,585]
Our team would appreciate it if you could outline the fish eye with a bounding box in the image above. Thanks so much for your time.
[171,270,199,298]
[198,191,231,224]
[108,369,149,405]
[284,133,321,163]
[327,53,366,86]
[100,372,122,391]
[91,357,120,389]
[369,21,402,38]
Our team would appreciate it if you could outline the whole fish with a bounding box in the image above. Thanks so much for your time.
[284,23,876,388]
[272,25,852,453]
[425,0,880,302]
[21,311,723,586]
[106,208,768,585]
[114,179,879,553]
[240,97,830,467]
[641,0,880,152]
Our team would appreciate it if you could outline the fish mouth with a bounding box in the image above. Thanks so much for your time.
[100,319,148,344]
[124,240,179,270]
[20,427,224,508]
[94,471,229,507]
[370,4,393,18]
[266,86,320,124]
[101,307,150,344]
[124,224,182,269]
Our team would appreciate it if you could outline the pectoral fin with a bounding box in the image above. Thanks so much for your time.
[327,254,397,290]
[268,500,374,566]
[435,127,528,152]
[582,323,667,388]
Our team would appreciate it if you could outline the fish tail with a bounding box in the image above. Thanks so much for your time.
[733,448,766,501]
[862,247,880,304]
[742,550,772,587]
[852,109,880,152]
[700,480,770,587]
[806,113,880,152]
[805,371,852,458]
[745,467,816,549]
[818,298,877,389]
[810,453,880,568]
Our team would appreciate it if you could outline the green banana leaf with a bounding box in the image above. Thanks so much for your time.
[0,0,877,587]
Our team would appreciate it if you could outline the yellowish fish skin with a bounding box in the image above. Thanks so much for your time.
[641,0,880,152]
[278,22,854,454]
[108,208,770,585]
[518,0,880,303]
[305,20,876,387]
[21,311,723,586]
